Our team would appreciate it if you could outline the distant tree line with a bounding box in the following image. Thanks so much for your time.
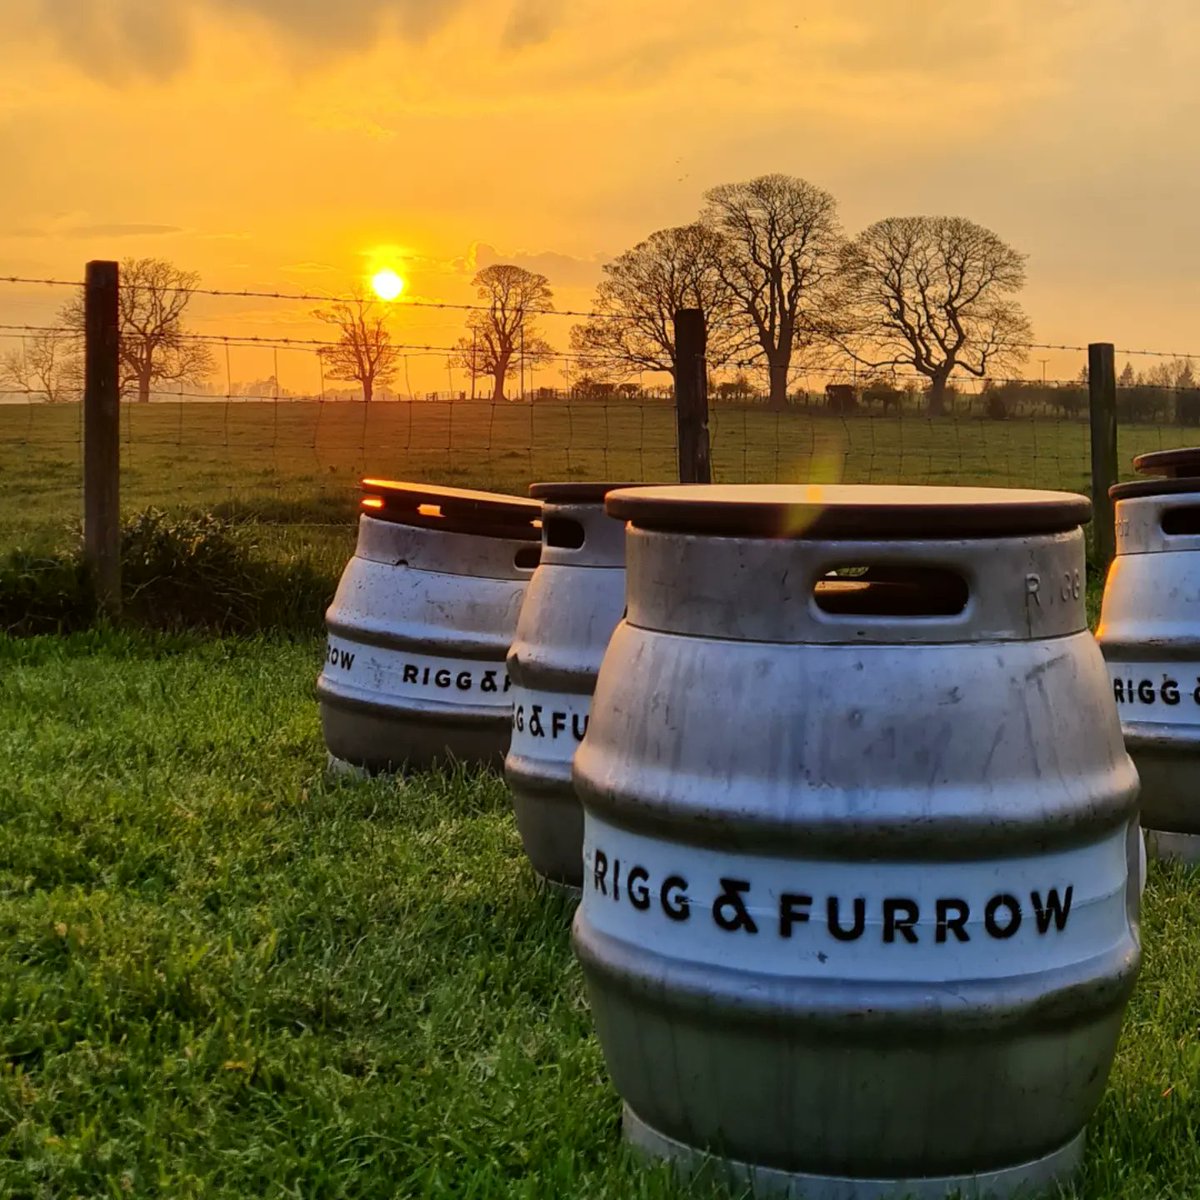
[6,186,1195,429]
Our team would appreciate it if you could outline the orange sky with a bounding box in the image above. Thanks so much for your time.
[3,0,1199,394]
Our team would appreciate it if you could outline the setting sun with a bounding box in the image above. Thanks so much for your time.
[371,268,405,301]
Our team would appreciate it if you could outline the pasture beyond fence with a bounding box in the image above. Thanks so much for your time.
[4,262,1200,606]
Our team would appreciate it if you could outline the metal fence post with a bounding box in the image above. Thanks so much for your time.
[84,259,121,616]
[1088,342,1118,569]
[673,308,711,484]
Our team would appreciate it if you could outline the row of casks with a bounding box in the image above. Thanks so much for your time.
[315,474,1160,1200]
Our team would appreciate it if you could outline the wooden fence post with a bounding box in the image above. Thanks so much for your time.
[1088,341,1118,569]
[673,308,711,484]
[84,259,121,616]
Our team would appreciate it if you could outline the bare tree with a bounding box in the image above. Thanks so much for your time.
[569,223,743,383]
[0,330,82,402]
[61,258,214,402]
[701,174,843,410]
[838,216,1032,416]
[454,265,554,402]
[314,296,402,403]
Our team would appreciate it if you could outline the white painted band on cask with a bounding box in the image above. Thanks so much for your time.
[322,638,512,707]
[509,686,591,763]
[1108,662,1200,726]
[582,814,1133,983]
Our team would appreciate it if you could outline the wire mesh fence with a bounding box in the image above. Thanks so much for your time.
[4,270,1200,566]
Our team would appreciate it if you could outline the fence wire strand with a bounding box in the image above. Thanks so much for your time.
[6,271,1200,560]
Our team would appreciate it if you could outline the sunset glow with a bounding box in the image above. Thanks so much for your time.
[370,269,405,302]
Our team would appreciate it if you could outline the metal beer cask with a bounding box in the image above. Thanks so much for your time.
[506,482,632,890]
[573,484,1141,1200]
[1099,446,1200,861]
[318,480,541,773]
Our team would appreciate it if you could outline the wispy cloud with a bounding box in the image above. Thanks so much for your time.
[65,222,183,238]
[27,0,560,81]
[9,219,183,238]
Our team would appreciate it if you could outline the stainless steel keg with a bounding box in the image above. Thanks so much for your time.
[573,484,1141,1200]
[318,479,541,773]
[1100,446,1200,861]
[506,482,633,890]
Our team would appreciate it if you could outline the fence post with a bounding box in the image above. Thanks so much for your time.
[1088,341,1118,569]
[673,308,711,484]
[84,259,121,617]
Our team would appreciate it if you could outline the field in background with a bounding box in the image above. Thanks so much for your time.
[0,628,1196,1198]
[1,399,1190,556]
[1,396,1192,1193]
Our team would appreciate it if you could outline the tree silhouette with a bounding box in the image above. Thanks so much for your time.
[62,258,214,403]
[702,174,843,410]
[314,296,401,403]
[839,216,1031,416]
[569,223,743,383]
[455,265,554,402]
[0,330,82,403]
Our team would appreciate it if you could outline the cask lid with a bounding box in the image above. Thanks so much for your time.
[528,481,644,503]
[1133,447,1200,478]
[360,479,541,540]
[605,484,1091,539]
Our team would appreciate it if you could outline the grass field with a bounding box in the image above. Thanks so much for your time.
[0,399,1191,554]
[1,629,1199,1199]
[1,401,1196,1196]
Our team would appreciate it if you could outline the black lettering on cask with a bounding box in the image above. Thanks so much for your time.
[935,898,971,943]
[712,879,758,934]
[572,713,589,741]
[403,664,419,684]
[628,866,651,910]
[827,896,866,942]
[985,894,1022,939]
[612,858,621,902]
[1031,886,1073,934]
[481,670,498,693]
[778,894,813,938]
[1163,679,1180,705]
[1112,678,1125,703]
[593,850,608,896]
[661,876,689,921]
[530,705,545,737]
[1137,679,1155,704]
[456,671,472,691]
[882,898,919,944]
[327,646,356,669]
[552,711,566,739]
[435,669,452,688]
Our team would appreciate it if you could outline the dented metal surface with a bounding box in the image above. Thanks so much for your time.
[573,484,1141,1200]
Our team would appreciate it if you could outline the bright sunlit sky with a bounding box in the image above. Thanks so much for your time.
[3,0,1200,393]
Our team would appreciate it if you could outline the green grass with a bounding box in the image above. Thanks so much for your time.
[0,629,1198,1198]
[0,400,1191,554]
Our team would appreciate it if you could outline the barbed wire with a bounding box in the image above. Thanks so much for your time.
[0,323,76,335]
[7,276,1200,364]
[0,276,84,289]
